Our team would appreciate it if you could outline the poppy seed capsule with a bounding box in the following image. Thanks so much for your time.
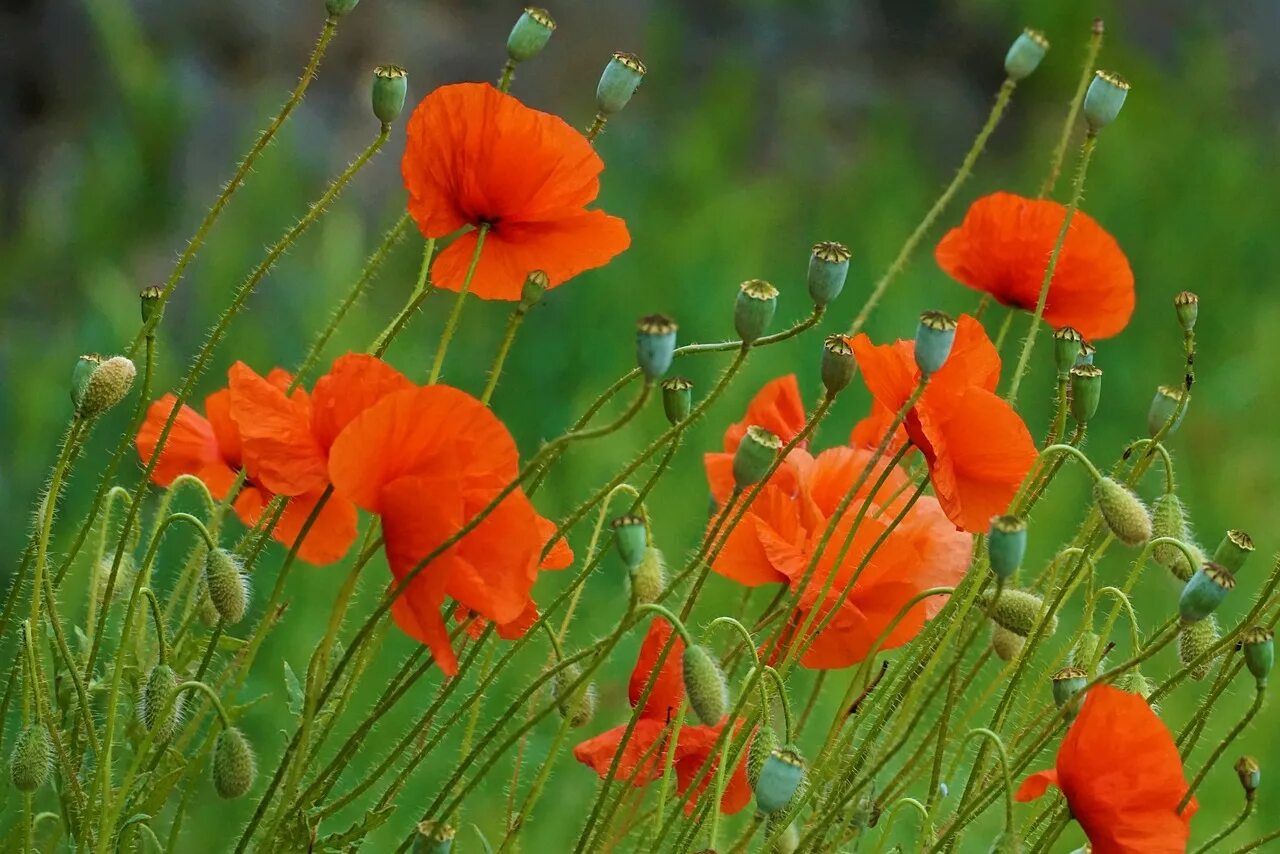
[141,663,183,743]
[635,315,677,381]
[75,355,136,418]
[1147,385,1187,438]
[735,279,779,345]
[629,546,666,604]
[1052,666,1089,721]
[1004,28,1049,80]
[325,0,359,17]
[9,725,52,793]
[596,52,646,115]
[820,334,856,397]
[1213,529,1255,574]
[991,624,1025,661]
[983,588,1057,638]
[733,425,782,490]
[554,663,597,728]
[1179,562,1235,623]
[807,240,851,306]
[371,65,408,125]
[1052,327,1084,376]
[1240,626,1274,688]
[1083,70,1130,131]
[661,377,693,425]
[1151,494,1195,581]
[212,727,256,799]
[1235,755,1262,797]
[139,285,163,324]
[1174,291,1199,333]
[1178,615,1221,680]
[682,644,729,725]
[988,515,1027,583]
[412,821,456,854]
[506,7,556,63]
[204,547,249,625]
[1069,364,1103,424]
[914,311,958,376]
[610,514,646,570]
[756,746,805,814]
[1092,477,1151,546]
[747,723,779,788]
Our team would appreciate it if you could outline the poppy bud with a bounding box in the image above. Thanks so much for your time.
[682,644,728,725]
[1092,477,1151,546]
[988,515,1027,583]
[735,279,779,345]
[914,311,957,376]
[1004,28,1049,80]
[1074,340,1096,367]
[596,52,646,115]
[983,588,1057,639]
[748,723,779,788]
[1151,494,1196,582]
[661,377,693,425]
[195,574,221,627]
[989,831,1023,854]
[1115,667,1158,706]
[610,514,647,571]
[755,746,805,814]
[807,241,851,306]
[1178,616,1221,680]
[506,7,556,63]
[1235,755,1261,798]
[325,0,359,17]
[629,546,665,604]
[1213,529,1254,574]
[1179,562,1235,624]
[1146,385,1187,438]
[212,727,256,799]
[371,65,408,125]
[1240,626,1274,689]
[991,624,1025,661]
[74,354,136,418]
[1069,364,1102,424]
[412,822,456,854]
[554,663,597,728]
[1052,666,1089,722]
[636,315,677,382]
[71,354,103,410]
[140,663,183,743]
[204,547,249,625]
[94,554,137,606]
[520,270,549,308]
[820,334,856,397]
[1052,327,1084,376]
[140,285,163,324]
[849,796,881,830]
[9,725,52,793]
[733,425,782,490]
[771,820,801,854]
[1069,631,1106,674]
[1174,291,1199,333]
[1083,70,1130,132]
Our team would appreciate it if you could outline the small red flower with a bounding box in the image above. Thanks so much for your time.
[1016,685,1197,853]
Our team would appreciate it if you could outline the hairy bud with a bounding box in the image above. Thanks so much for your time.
[140,663,183,743]
[554,663,597,729]
[204,547,249,625]
[1151,494,1197,581]
[682,645,728,725]
[983,588,1057,639]
[9,725,52,793]
[74,355,136,418]
[212,727,256,799]
[991,624,1026,662]
[1178,616,1221,680]
[1092,477,1152,546]
[629,546,666,604]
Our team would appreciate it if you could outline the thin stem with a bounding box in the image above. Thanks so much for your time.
[371,235,435,357]
[141,587,168,665]
[428,224,489,383]
[1193,796,1253,854]
[1178,686,1265,813]
[481,299,531,404]
[959,728,1015,833]
[1039,19,1104,199]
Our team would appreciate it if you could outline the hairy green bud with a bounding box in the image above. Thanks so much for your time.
[1151,494,1196,581]
[1178,616,1221,680]
[204,547,249,625]
[991,624,1025,662]
[9,725,52,793]
[983,588,1057,639]
[212,727,256,799]
[1093,477,1152,546]
[74,354,136,418]
[140,663,183,743]
[682,645,728,725]
[554,663,597,729]
[629,546,666,604]
[748,723,779,788]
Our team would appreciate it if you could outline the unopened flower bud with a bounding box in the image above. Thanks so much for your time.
[141,663,183,743]
[1240,627,1274,689]
[849,796,881,830]
[748,723,779,788]
[661,377,692,425]
[506,7,555,63]
[371,65,408,125]
[1083,70,1129,132]
[1052,666,1088,721]
[991,624,1025,662]
[733,425,782,490]
[771,820,801,854]
[74,354,136,418]
[140,285,164,324]
[1235,755,1261,798]
[1069,364,1102,424]
[610,515,647,571]
[629,546,666,604]
[554,663,597,728]
[1052,327,1084,376]
[1151,494,1195,582]
[1178,616,1221,680]
[988,515,1027,583]
[325,0,359,17]
[1213,529,1254,574]
[412,821,457,854]
[1147,386,1187,438]
[518,270,549,309]
[1004,28,1049,80]
[636,315,677,381]
[682,644,728,725]
[212,727,256,799]
[820,334,855,397]
[756,746,805,814]
[1069,631,1106,674]
[807,241,851,306]
[1115,667,1158,706]
[1092,477,1151,546]
[1174,291,1199,333]
[915,311,957,376]
[596,52,646,115]
[1179,562,1234,624]
[735,279,779,345]
[9,725,52,793]
[204,547,249,625]
[983,588,1057,638]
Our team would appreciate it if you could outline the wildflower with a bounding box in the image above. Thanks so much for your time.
[934,193,1134,340]
[850,315,1038,533]
[402,83,630,300]
[1016,685,1196,852]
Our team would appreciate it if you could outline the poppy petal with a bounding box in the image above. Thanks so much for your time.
[227,362,328,497]
[136,395,222,487]
[271,490,359,567]
[310,353,414,451]
[630,619,686,722]
[1014,769,1059,802]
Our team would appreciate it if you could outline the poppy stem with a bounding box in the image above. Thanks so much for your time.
[481,295,533,404]
[1038,18,1105,200]
[1192,796,1254,854]
[140,587,168,667]
[1178,685,1265,813]
[959,728,1015,834]
[428,224,490,384]
[372,233,437,358]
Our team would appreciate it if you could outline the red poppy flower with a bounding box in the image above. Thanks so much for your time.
[1016,685,1197,853]
[402,82,630,301]
[850,315,1037,533]
[573,619,752,814]
[935,192,1134,340]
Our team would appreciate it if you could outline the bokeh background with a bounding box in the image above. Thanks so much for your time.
[3,0,1279,849]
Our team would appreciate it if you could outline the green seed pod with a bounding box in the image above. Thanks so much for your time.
[1092,477,1151,546]
[371,65,408,125]
[748,723,779,788]
[1174,291,1199,334]
[596,52,646,115]
[983,588,1057,638]
[820,334,856,397]
[204,547,249,625]
[1235,755,1261,798]
[988,515,1027,583]
[756,746,805,814]
[9,725,52,793]
[1151,494,1195,582]
[1069,631,1106,675]
[1147,385,1187,438]
[1083,70,1130,132]
[1052,666,1089,722]
[75,354,136,418]
[610,514,647,571]
[139,285,164,324]
[1179,562,1234,624]
[807,241,851,306]
[635,315,677,381]
[735,279,779,345]
[1213,529,1255,574]
[914,311,957,376]
[733,425,782,490]
[991,624,1026,662]
[140,663,183,743]
[682,645,728,725]
[212,727,256,799]
[554,663,597,729]
[629,546,666,604]
[412,821,456,854]
[1240,627,1274,689]
[1052,327,1084,376]
[770,819,801,854]
[506,7,556,63]
[325,0,359,17]
[1069,364,1103,424]
[1004,28,1049,81]
[661,377,693,425]
[1179,615,1221,680]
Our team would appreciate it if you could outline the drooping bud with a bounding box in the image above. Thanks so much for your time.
[733,426,782,490]
[755,746,805,814]
[1151,494,1196,582]
[412,820,457,854]
[771,820,801,854]
[991,624,1024,661]
[807,241,851,306]
[9,725,52,793]
[204,547,249,625]
[610,515,647,571]
[983,588,1057,639]
[820,334,855,397]
[195,574,221,627]
[1118,670,1159,709]
[1178,616,1221,680]
[73,355,136,418]
[212,727,256,798]
[1069,631,1106,675]
[371,65,408,125]
[661,377,692,425]
[1052,327,1084,376]
[1179,562,1235,624]
[636,315,677,382]
[735,279,779,345]
[1173,291,1199,333]
[1213,529,1254,574]
[1146,386,1187,438]
[1004,28,1049,80]
[747,723,779,788]
[596,52,646,115]
[1069,364,1102,424]
[325,0,360,18]
[1083,70,1130,132]
[1240,627,1274,689]
[506,7,556,63]
[1235,756,1261,798]
[682,644,728,725]
[1051,666,1089,722]
[94,554,137,606]
[1092,477,1151,546]
[914,311,957,376]
[1074,340,1096,367]
[140,663,183,743]
[629,546,666,604]
[139,285,164,324]
[554,663,597,728]
[988,515,1027,583]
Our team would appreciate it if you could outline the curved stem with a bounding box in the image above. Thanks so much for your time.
[958,728,1015,833]
[1193,796,1253,854]
[760,666,794,742]
[141,587,168,666]
[1091,586,1142,653]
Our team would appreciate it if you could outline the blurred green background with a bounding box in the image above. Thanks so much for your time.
[3,0,1279,850]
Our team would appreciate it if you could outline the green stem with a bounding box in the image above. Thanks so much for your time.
[959,728,1015,833]
[428,225,489,383]
[1038,20,1104,199]
[372,235,435,357]
[481,299,531,404]
[1193,795,1253,854]
[1178,686,1265,813]
[141,587,168,665]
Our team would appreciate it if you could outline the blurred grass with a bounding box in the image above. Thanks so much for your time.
[2,0,1279,849]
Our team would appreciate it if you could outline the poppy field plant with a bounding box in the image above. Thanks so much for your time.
[8,6,1276,854]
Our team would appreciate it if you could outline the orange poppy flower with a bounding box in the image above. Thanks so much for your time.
[1016,685,1197,853]
[935,192,1134,340]
[572,619,752,814]
[850,315,1037,533]
[402,82,630,301]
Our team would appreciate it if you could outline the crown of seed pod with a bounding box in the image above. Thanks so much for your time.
[733,425,782,490]
[610,514,647,570]
[1069,364,1103,424]
[9,725,52,793]
[1004,27,1049,80]
[1150,494,1197,582]
[629,546,666,604]
[661,377,693,425]
[1173,291,1199,333]
[139,285,164,324]
[506,7,556,63]
[915,311,958,376]
[1178,616,1221,680]
[140,663,183,743]
[988,515,1027,584]
[204,547,249,625]
[212,727,256,799]
[1179,562,1235,624]
[991,623,1026,662]
[1213,529,1255,574]
[635,315,677,381]
[554,662,598,728]
[1235,755,1261,798]
[682,644,729,725]
[1092,476,1152,546]
[1052,666,1089,722]
[516,270,549,309]
[1239,626,1275,689]
[755,746,806,814]
[596,52,646,115]
[747,722,779,788]
[73,354,136,418]
[983,588,1057,638]
[371,65,408,125]
[1052,327,1084,376]
[1146,386,1187,438]
[821,334,856,397]
[1083,70,1130,131]
[412,820,457,854]
[808,241,851,306]
[735,279,779,345]
[1074,340,1097,367]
